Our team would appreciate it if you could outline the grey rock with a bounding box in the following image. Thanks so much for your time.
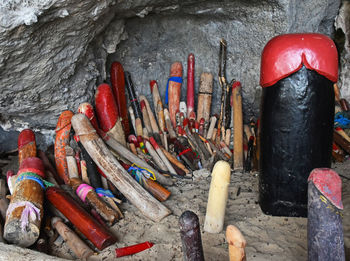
[0,0,342,147]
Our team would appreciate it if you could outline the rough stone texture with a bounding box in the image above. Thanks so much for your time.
[0,0,124,131]
[335,1,350,101]
[108,0,341,123]
[0,0,342,141]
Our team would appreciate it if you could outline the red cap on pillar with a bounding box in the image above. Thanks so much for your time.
[260,33,338,87]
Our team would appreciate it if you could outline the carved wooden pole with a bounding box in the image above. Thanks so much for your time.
[197,72,213,124]
[110,61,131,137]
[95,83,126,146]
[18,129,36,166]
[55,110,74,184]
[4,157,46,247]
[167,62,183,127]
[51,217,94,259]
[71,114,171,222]
[69,178,121,225]
[187,53,196,121]
[46,186,116,250]
[232,81,243,170]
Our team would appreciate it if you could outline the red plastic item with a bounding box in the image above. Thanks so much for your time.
[115,241,154,258]
[46,187,116,250]
[260,33,338,87]
[308,168,343,209]
[110,62,131,136]
[95,83,119,133]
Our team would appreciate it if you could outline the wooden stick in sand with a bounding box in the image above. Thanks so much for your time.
[55,110,74,184]
[179,210,205,261]
[121,162,171,202]
[51,217,94,259]
[226,225,247,261]
[164,108,177,140]
[144,139,169,172]
[140,95,162,145]
[232,81,243,170]
[95,83,126,146]
[150,80,166,133]
[167,62,183,128]
[204,160,231,233]
[110,61,131,137]
[187,53,196,121]
[69,178,121,225]
[71,114,171,222]
[105,133,172,186]
[197,72,213,123]
[149,137,177,174]
[46,186,116,250]
[4,157,46,247]
[160,147,190,176]
[66,145,79,179]
[18,129,36,166]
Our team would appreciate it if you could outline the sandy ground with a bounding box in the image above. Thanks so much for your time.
[1,157,350,260]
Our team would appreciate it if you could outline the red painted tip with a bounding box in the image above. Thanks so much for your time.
[120,161,130,170]
[74,135,80,143]
[249,136,254,141]
[18,157,45,178]
[55,110,74,132]
[335,127,342,131]
[137,136,144,144]
[95,83,119,132]
[97,167,107,178]
[170,62,183,77]
[150,80,158,93]
[6,170,15,181]
[77,102,99,130]
[308,168,343,209]
[188,53,195,62]
[140,100,146,111]
[149,137,159,149]
[199,118,205,124]
[128,134,137,143]
[18,129,36,149]
[183,118,189,127]
[194,121,199,129]
[243,144,248,151]
[232,81,241,89]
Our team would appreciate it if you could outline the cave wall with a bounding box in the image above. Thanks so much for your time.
[0,0,343,151]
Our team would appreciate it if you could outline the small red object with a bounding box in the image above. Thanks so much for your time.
[115,241,154,258]
[260,33,338,87]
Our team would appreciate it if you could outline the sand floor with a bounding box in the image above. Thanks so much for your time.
[1,156,349,260]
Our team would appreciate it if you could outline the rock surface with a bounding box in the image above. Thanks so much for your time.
[0,0,342,137]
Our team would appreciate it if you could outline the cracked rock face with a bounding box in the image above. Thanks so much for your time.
[0,0,342,151]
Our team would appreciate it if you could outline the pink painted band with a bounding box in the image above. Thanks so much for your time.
[76,183,94,203]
